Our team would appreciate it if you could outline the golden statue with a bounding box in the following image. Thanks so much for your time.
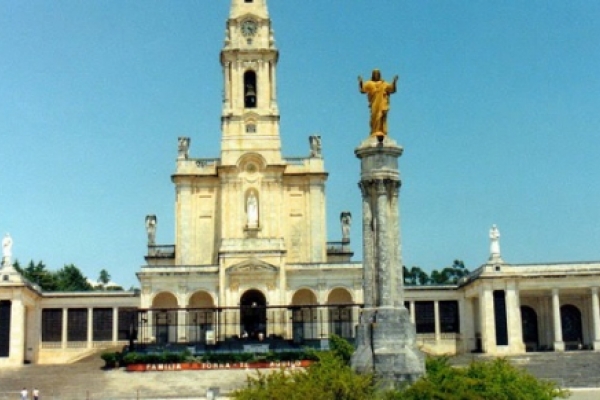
[358,69,398,137]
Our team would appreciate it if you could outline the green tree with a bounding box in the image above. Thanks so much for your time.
[98,269,111,288]
[403,266,430,286]
[14,260,58,291]
[55,264,93,291]
[429,260,469,285]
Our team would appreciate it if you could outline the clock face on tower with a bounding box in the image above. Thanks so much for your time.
[241,19,258,37]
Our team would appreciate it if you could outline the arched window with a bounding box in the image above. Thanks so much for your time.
[244,71,257,108]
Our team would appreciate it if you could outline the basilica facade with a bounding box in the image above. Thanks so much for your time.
[137,0,362,345]
[1,0,600,367]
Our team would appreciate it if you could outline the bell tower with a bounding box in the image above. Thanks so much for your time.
[220,0,281,165]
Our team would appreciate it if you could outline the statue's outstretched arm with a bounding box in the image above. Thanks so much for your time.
[391,75,399,92]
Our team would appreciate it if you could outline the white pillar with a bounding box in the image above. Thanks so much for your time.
[62,307,68,349]
[459,298,474,353]
[87,307,93,348]
[409,301,415,324]
[552,288,565,351]
[506,282,525,353]
[480,284,496,354]
[434,301,441,344]
[112,307,119,343]
[591,288,600,350]
[9,298,25,365]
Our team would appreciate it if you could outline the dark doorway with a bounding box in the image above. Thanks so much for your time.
[521,306,539,350]
[0,301,11,357]
[240,290,266,339]
[561,304,583,343]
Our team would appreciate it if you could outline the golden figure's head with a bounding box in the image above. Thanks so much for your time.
[371,69,381,81]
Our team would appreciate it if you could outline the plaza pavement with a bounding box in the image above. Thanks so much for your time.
[2,351,600,399]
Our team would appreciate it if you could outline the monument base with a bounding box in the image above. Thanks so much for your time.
[352,307,425,390]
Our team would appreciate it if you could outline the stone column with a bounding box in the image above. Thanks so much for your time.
[9,298,25,365]
[434,301,441,344]
[360,182,374,309]
[351,135,424,388]
[506,281,525,353]
[390,181,403,308]
[87,307,93,348]
[62,307,68,349]
[591,288,600,350]
[480,284,496,354]
[460,298,475,353]
[375,179,391,307]
[409,301,415,324]
[552,288,564,351]
[112,307,119,343]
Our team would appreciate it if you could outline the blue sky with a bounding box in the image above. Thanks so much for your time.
[1,1,599,289]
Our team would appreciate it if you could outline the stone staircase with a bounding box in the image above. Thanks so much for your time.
[451,351,600,388]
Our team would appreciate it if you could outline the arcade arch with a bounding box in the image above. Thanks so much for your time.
[151,292,178,344]
[327,288,353,339]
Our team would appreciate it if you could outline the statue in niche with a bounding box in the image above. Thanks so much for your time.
[2,233,13,261]
[246,191,259,228]
[358,69,398,137]
[178,137,190,160]
[309,135,322,158]
[489,224,501,258]
[145,215,157,245]
[340,211,352,242]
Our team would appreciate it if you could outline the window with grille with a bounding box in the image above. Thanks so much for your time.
[118,308,138,341]
[415,301,435,333]
[93,308,113,341]
[42,308,63,342]
[440,301,460,333]
[67,308,88,342]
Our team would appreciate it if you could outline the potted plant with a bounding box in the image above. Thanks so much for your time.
[101,351,117,369]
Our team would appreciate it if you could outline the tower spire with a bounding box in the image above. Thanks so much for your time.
[230,0,269,20]
[221,0,281,165]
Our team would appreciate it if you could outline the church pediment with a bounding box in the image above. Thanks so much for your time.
[227,258,278,274]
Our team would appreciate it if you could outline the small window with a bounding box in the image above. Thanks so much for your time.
[245,0,253,3]
[246,124,256,134]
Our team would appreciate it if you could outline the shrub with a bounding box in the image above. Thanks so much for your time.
[232,351,374,400]
[100,351,118,368]
[386,356,570,400]
[329,334,355,365]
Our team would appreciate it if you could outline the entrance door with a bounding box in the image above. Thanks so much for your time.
[520,306,539,350]
[240,290,267,340]
[0,301,11,357]
[561,305,583,344]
